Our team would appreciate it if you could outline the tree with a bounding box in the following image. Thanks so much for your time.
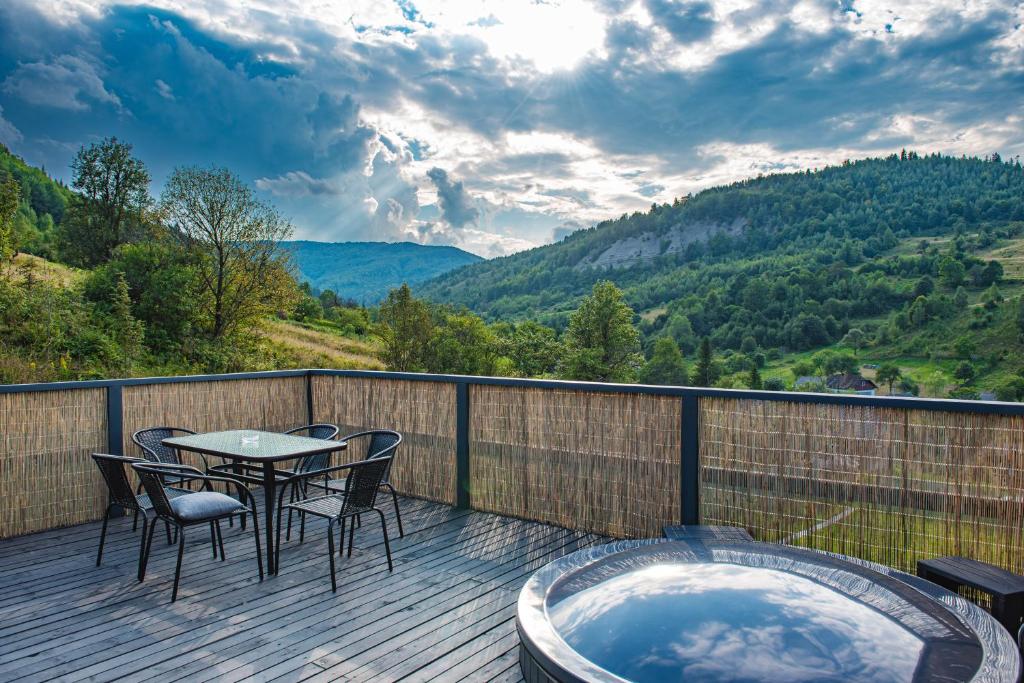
[639,336,688,386]
[953,361,976,384]
[83,241,203,355]
[747,365,762,390]
[908,295,930,326]
[375,284,432,371]
[938,257,966,289]
[952,337,975,359]
[161,166,296,339]
[693,337,717,387]
[60,137,152,266]
[812,349,858,376]
[1018,297,1024,340]
[505,321,563,377]
[981,283,1003,309]
[561,281,642,382]
[876,363,902,393]
[426,310,499,376]
[0,173,18,267]
[763,377,785,391]
[840,328,865,355]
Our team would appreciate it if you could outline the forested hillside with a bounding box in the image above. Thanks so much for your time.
[283,240,481,304]
[423,154,1021,337]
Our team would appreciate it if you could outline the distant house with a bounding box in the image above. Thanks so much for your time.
[826,373,878,396]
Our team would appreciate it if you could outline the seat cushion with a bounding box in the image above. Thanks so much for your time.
[136,486,192,511]
[170,491,246,522]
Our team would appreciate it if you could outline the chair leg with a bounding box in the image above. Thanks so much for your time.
[251,510,263,582]
[376,509,393,572]
[275,503,284,574]
[339,517,346,557]
[96,504,111,567]
[139,519,157,582]
[327,520,337,592]
[172,528,186,602]
[300,511,306,544]
[347,516,355,557]
[132,508,140,532]
[210,521,219,559]
[165,520,173,545]
[387,484,404,538]
[286,485,296,541]
[136,517,149,580]
[216,520,226,561]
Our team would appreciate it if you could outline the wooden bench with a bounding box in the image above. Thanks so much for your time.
[917,556,1024,634]
[663,525,754,542]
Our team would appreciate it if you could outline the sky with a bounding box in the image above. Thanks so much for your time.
[0,1,1022,258]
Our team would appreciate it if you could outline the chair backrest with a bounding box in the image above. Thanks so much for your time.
[285,424,340,473]
[365,430,401,484]
[339,456,392,515]
[131,463,178,518]
[132,427,196,465]
[91,453,144,510]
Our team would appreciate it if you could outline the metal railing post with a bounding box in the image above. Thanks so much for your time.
[681,394,700,525]
[106,383,124,456]
[306,370,315,425]
[456,382,471,509]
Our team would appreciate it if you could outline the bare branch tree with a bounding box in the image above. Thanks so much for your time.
[161,166,296,339]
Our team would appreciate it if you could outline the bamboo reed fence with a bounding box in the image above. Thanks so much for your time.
[469,385,681,538]
[700,397,1024,574]
[311,375,457,504]
[122,377,309,470]
[0,388,107,537]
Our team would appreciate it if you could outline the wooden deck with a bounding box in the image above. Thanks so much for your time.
[0,496,605,682]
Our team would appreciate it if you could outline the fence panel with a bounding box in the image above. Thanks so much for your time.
[700,397,1024,574]
[311,375,457,504]
[122,377,309,469]
[469,385,681,538]
[0,388,107,537]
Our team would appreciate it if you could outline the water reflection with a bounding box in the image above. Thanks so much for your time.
[548,562,926,682]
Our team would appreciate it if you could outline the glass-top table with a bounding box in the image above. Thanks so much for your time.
[517,539,1020,682]
[163,429,347,574]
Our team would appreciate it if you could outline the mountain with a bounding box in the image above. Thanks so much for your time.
[283,240,483,304]
[420,154,1024,349]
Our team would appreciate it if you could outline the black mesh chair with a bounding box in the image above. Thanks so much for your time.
[324,431,403,537]
[132,427,206,471]
[132,462,263,602]
[276,456,395,591]
[91,453,195,580]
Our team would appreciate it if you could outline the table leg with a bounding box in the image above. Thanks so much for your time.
[262,462,276,575]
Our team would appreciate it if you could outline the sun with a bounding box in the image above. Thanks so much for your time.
[420,0,608,73]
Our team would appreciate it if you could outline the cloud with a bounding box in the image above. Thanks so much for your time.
[154,79,175,101]
[645,0,716,43]
[0,105,21,144]
[426,167,480,228]
[2,54,121,111]
[255,170,340,197]
[0,0,1020,259]
[552,220,585,242]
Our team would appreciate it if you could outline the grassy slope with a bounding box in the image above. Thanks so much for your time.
[260,318,383,370]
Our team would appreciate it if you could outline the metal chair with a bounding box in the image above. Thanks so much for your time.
[276,456,395,591]
[90,453,195,579]
[132,462,263,602]
[132,427,205,471]
[326,431,403,537]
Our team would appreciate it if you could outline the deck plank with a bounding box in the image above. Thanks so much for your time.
[0,497,607,682]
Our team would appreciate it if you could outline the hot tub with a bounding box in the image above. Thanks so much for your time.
[516,540,1020,683]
